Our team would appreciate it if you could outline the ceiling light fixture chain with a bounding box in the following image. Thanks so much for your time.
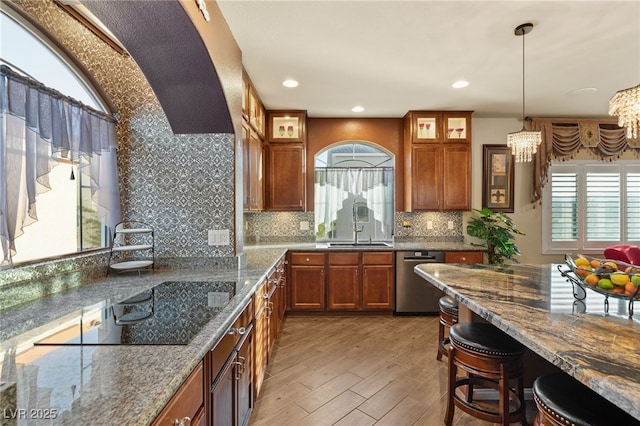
[507,22,542,163]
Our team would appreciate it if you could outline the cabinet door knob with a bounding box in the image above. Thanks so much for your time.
[461,256,466,261]
[306,257,310,262]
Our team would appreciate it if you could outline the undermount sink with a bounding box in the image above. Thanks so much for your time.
[325,242,394,248]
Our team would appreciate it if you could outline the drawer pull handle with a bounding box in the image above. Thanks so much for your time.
[173,417,191,426]
[228,327,246,336]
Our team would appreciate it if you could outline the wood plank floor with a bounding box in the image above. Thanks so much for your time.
[249,315,535,426]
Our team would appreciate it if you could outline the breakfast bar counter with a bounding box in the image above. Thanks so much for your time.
[414,262,640,421]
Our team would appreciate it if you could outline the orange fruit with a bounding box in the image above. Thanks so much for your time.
[611,286,624,294]
[625,281,638,293]
[575,267,591,278]
[590,259,601,268]
[584,274,600,286]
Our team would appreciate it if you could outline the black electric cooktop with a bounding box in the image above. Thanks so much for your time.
[34,281,235,346]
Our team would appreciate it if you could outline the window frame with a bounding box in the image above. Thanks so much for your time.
[542,160,640,255]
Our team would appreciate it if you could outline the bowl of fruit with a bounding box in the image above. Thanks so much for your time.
[562,254,640,301]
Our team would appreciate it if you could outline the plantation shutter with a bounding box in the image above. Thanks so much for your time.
[627,172,640,241]
[550,172,578,243]
[585,169,620,243]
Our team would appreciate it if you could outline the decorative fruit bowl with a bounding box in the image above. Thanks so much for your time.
[559,254,640,317]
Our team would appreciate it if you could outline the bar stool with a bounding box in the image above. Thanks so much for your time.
[532,373,640,426]
[445,322,527,426]
[437,296,458,361]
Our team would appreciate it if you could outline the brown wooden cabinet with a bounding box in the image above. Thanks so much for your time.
[242,121,263,211]
[327,252,360,310]
[404,111,472,211]
[361,252,394,310]
[151,361,204,426]
[288,252,325,311]
[265,143,305,211]
[445,251,484,264]
[254,256,287,398]
[290,251,394,312]
[210,302,254,426]
[265,110,306,211]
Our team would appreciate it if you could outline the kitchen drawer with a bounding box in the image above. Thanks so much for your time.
[211,301,253,377]
[328,252,359,265]
[445,251,483,264]
[290,252,325,266]
[362,251,393,265]
[151,361,203,426]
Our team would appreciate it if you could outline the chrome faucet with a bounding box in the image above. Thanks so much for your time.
[353,201,364,245]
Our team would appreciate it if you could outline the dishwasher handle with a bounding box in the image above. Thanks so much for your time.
[403,256,439,262]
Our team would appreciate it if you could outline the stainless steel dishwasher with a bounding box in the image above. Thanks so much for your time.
[395,250,445,314]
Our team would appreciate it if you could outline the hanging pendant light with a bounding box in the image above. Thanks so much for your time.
[609,83,640,140]
[507,23,542,163]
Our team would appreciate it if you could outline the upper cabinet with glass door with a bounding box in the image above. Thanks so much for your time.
[405,111,472,143]
[267,111,306,143]
[242,70,265,139]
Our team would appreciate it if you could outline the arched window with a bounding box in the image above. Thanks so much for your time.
[1,10,119,266]
[314,142,395,243]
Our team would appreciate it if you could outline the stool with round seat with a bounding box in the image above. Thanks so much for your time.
[532,373,640,426]
[437,296,459,361]
[445,322,527,426]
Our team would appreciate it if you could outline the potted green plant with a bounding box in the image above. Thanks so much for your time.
[466,208,525,265]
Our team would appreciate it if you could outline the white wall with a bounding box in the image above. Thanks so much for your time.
[466,117,565,265]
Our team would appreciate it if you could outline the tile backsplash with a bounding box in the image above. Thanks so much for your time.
[244,211,464,242]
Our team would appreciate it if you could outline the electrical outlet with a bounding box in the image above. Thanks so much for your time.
[208,229,230,246]
[299,221,310,231]
[207,292,229,308]
[447,221,454,230]
[427,221,433,230]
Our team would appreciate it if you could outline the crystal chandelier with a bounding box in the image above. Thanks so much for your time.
[507,23,541,163]
[609,83,640,140]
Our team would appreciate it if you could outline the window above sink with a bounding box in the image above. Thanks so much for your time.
[314,141,395,246]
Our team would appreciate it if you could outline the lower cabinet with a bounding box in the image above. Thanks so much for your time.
[361,252,395,310]
[254,258,287,398]
[290,251,394,312]
[210,302,254,426]
[289,252,326,311]
[151,361,204,426]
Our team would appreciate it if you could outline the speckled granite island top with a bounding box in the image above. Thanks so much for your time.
[0,247,287,426]
[414,262,640,421]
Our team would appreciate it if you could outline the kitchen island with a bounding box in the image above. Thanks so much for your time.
[414,262,640,421]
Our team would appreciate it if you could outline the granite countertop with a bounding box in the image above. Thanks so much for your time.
[0,246,287,426]
[414,262,640,421]
[0,240,481,425]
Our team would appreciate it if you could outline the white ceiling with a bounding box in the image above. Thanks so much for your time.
[217,0,640,120]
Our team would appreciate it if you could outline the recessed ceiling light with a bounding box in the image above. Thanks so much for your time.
[282,79,299,88]
[566,87,597,96]
[452,80,470,89]
[352,106,365,113]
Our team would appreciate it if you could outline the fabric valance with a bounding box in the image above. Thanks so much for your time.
[530,117,640,204]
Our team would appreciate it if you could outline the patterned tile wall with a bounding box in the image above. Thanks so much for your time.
[244,211,464,242]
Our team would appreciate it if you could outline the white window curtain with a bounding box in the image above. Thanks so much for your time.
[314,167,393,240]
[0,65,121,264]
